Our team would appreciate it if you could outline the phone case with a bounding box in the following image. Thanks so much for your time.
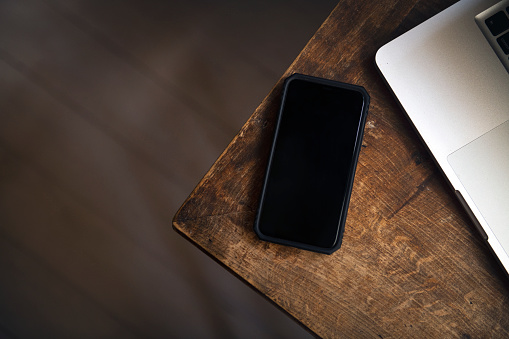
[254,73,370,254]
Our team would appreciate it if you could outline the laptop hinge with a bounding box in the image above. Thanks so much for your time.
[454,190,488,241]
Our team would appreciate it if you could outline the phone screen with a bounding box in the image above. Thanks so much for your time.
[255,74,368,252]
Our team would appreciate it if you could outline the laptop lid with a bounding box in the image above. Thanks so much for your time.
[376,0,509,273]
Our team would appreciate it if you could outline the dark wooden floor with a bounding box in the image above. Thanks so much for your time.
[0,0,337,337]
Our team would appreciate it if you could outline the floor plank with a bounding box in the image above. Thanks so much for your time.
[0,0,231,187]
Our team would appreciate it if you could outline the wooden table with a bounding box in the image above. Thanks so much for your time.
[173,0,509,337]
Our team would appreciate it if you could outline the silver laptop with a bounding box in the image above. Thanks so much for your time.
[376,0,509,274]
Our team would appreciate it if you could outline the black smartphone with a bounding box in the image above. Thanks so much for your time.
[254,74,369,254]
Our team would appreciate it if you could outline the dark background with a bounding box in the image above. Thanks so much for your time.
[0,0,337,338]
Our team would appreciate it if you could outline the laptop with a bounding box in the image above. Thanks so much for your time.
[376,0,509,274]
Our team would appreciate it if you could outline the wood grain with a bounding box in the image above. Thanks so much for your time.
[174,0,509,337]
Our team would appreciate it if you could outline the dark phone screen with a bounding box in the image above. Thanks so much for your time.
[257,78,365,249]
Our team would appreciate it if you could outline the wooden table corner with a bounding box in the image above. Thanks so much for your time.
[173,1,509,337]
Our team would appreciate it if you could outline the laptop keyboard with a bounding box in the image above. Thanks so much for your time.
[476,0,509,73]
[485,9,509,35]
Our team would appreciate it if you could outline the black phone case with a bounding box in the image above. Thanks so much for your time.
[254,73,370,254]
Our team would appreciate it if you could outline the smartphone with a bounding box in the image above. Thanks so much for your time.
[254,73,369,254]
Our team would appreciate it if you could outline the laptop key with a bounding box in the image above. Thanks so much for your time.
[497,31,509,54]
[485,11,509,36]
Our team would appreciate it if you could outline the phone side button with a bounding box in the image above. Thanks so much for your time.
[454,190,489,241]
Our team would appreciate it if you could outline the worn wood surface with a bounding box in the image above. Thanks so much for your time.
[173,0,509,337]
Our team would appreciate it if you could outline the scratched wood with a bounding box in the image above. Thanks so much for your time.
[173,0,509,337]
